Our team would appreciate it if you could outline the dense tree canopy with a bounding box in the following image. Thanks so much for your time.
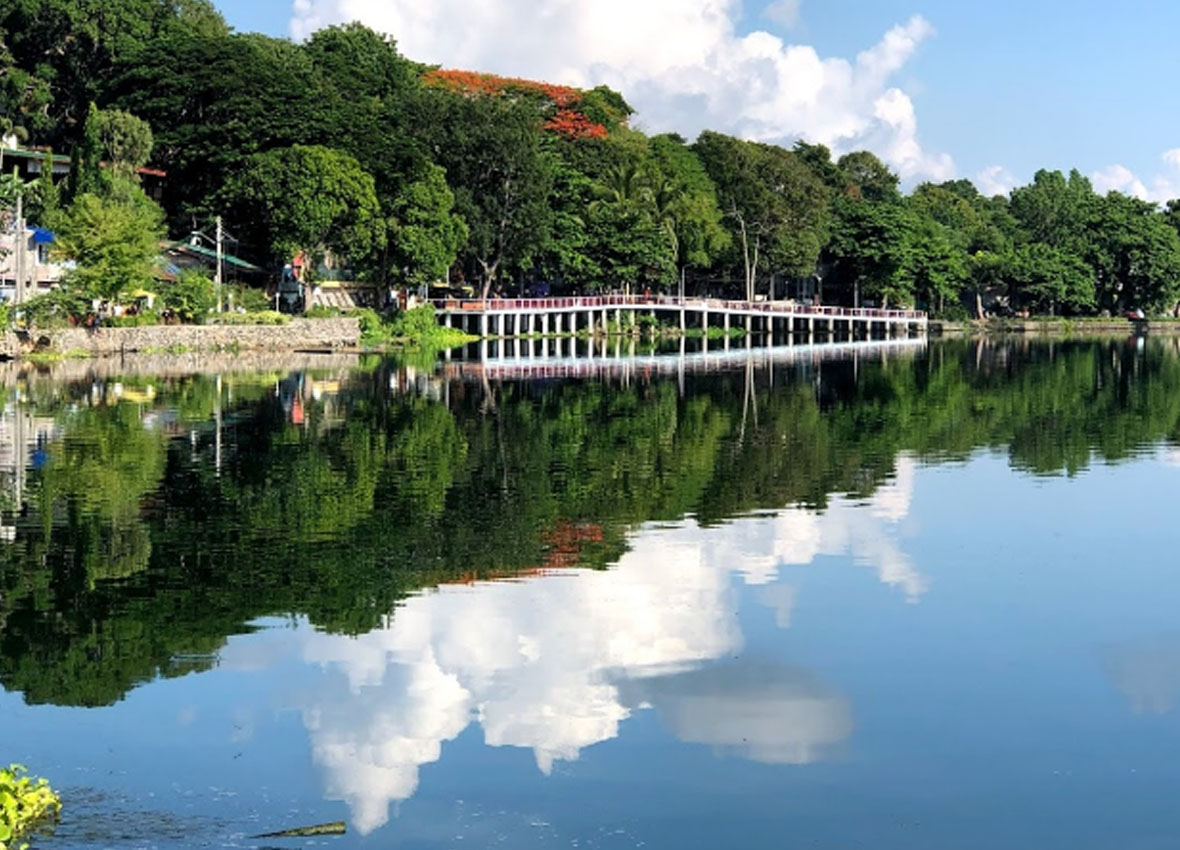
[219,144,385,273]
[4,1,1180,314]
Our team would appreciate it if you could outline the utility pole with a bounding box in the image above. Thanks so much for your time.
[215,215,223,313]
[13,190,24,306]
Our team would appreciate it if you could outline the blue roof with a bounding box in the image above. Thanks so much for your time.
[31,227,54,244]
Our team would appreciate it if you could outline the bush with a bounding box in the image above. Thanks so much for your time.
[157,270,216,323]
[305,305,344,318]
[354,307,393,347]
[20,288,93,328]
[207,310,290,326]
[107,308,162,327]
[0,764,61,848]
[226,284,271,313]
[388,304,440,338]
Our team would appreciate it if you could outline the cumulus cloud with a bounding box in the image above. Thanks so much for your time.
[289,0,953,181]
[764,0,803,29]
[1091,149,1180,203]
[975,165,1018,198]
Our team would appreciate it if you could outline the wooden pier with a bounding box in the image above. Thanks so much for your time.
[431,295,927,339]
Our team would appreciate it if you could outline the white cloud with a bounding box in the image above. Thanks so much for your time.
[975,165,1018,197]
[764,0,803,29]
[289,1,953,181]
[1091,149,1180,203]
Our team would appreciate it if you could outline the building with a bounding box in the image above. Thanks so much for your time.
[0,224,67,299]
[0,144,166,202]
[161,238,265,284]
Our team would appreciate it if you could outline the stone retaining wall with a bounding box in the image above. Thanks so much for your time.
[0,318,360,357]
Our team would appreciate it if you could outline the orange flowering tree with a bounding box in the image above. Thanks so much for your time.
[423,69,628,141]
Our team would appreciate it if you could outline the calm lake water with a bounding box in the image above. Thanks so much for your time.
[2,337,1180,849]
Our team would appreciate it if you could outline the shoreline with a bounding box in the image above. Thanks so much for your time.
[1,317,361,360]
[930,318,1180,336]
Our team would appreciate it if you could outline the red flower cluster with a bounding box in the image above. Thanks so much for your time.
[424,68,609,140]
[545,109,609,140]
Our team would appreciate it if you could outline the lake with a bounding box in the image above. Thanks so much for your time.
[2,337,1180,849]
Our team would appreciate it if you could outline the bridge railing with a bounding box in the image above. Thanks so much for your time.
[430,295,925,321]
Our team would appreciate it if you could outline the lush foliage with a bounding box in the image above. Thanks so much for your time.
[0,764,61,849]
[218,144,385,273]
[4,3,1180,315]
[51,176,166,302]
[155,269,215,322]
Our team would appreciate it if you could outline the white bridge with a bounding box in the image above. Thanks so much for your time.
[431,295,926,339]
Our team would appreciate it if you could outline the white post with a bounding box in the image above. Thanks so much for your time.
[215,215,224,313]
[14,191,24,305]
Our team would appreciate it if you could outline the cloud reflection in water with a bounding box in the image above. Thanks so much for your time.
[222,457,921,834]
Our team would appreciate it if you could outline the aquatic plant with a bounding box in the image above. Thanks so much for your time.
[0,765,61,849]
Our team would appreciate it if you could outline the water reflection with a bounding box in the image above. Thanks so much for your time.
[2,340,1180,845]
[618,660,852,766]
[231,498,895,834]
[1102,635,1180,715]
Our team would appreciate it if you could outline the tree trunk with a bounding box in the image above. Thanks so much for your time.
[478,258,500,299]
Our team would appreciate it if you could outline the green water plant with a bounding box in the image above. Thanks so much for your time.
[0,765,61,849]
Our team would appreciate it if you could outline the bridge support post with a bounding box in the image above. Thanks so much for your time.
[745,314,752,333]
[443,312,453,329]
[481,314,489,337]
[723,313,730,336]
[615,308,623,333]
[679,309,686,333]
[585,311,594,335]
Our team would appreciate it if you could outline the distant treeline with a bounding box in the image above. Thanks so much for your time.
[4,1,1180,316]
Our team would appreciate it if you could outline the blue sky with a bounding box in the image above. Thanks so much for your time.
[213,0,1180,198]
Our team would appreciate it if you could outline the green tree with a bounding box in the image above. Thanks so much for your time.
[1009,168,1094,252]
[694,131,829,300]
[93,106,153,174]
[1086,192,1180,315]
[413,93,555,296]
[0,0,227,146]
[109,31,325,230]
[896,213,969,312]
[53,175,165,301]
[1007,242,1094,315]
[837,151,901,203]
[220,144,385,274]
[388,164,468,287]
[826,193,910,307]
[648,134,729,292]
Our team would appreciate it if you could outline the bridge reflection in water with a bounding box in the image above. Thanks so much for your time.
[441,336,927,387]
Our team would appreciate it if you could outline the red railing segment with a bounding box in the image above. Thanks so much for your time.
[429,296,925,321]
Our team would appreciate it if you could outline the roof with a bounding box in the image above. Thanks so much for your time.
[1,147,167,178]
[164,240,263,272]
